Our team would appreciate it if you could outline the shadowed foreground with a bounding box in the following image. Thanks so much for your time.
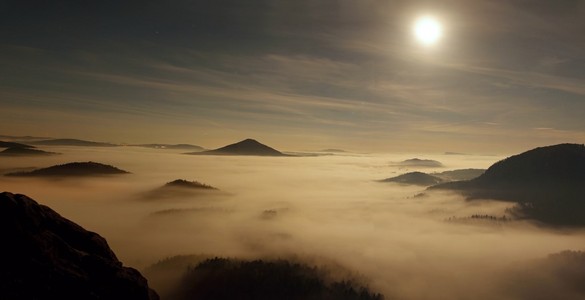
[0,192,158,300]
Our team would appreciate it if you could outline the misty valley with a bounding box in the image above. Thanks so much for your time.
[2,139,585,300]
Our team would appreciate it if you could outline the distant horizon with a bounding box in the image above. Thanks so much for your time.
[2,132,582,156]
[2,1,584,156]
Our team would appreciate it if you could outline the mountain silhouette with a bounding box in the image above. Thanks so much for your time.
[431,143,585,226]
[0,141,34,148]
[394,158,443,167]
[31,139,118,147]
[143,179,219,200]
[0,147,59,156]
[432,169,485,181]
[380,171,444,186]
[0,192,158,299]
[6,162,130,177]
[164,179,217,189]
[186,139,288,156]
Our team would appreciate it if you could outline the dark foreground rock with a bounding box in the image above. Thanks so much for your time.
[0,192,158,300]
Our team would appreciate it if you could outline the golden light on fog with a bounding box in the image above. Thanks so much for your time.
[413,16,442,46]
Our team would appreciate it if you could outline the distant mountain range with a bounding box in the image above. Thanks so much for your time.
[394,158,444,168]
[0,140,34,148]
[6,162,130,177]
[133,144,205,151]
[30,139,118,147]
[186,139,289,156]
[431,169,486,181]
[0,147,60,156]
[0,192,158,299]
[431,143,585,226]
[380,169,485,186]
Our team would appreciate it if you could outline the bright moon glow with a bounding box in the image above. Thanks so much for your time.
[413,16,442,46]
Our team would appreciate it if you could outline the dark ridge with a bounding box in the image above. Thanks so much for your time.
[157,257,384,300]
[0,147,60,156]
[430,143,585,226]
[164,179,218,190]
[142,179,219,200]
[31,138,118,147]
[186,138,289,156]
[133,144,205,151]
[6,161,129,177]
[432,168,486,181]
[0,134,52,141]
[395,158,443,167]
[0,192,158,300]
[380,171,444,186]
[0,141,34,148]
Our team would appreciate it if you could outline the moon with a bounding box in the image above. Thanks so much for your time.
[413,16,442,46]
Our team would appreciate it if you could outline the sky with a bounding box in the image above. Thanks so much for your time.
[1,0,584,153]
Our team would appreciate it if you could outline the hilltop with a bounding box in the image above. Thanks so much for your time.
[380,172,444,186]
[431,143,585,226]
[142,179,219,200]
[0,147,59,156]
[186,139,289,156]
[380,169,484,186]
[0,141,34,148]
[394,158,443,168]
[6,162,129,177]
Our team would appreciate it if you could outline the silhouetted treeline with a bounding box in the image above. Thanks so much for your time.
[169,258,384,300]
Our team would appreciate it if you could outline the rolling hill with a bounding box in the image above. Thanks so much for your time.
[186,139,288,156]
[0,141,34,148]
[6,162,129,177]
[380,172,444,186]
[0,147,59,156]
[142,179,219,200]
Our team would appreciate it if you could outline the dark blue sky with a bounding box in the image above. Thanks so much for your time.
[1,0,584,152]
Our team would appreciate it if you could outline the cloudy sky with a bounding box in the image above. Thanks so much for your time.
[1,0,584,153]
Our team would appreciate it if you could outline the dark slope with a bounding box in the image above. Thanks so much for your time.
[0,192,158,300]
[0,141,34,148]
[31,138,118,147]
[164,179,217,189]
[143,179,219,200]
[6,162,129,177]
[0,147,59,156]
[380,171,444,186]
[432,168,485,181]
[431,144,585,226]
[186,139,288,156]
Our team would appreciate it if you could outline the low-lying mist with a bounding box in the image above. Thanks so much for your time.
[2,146,585,300]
